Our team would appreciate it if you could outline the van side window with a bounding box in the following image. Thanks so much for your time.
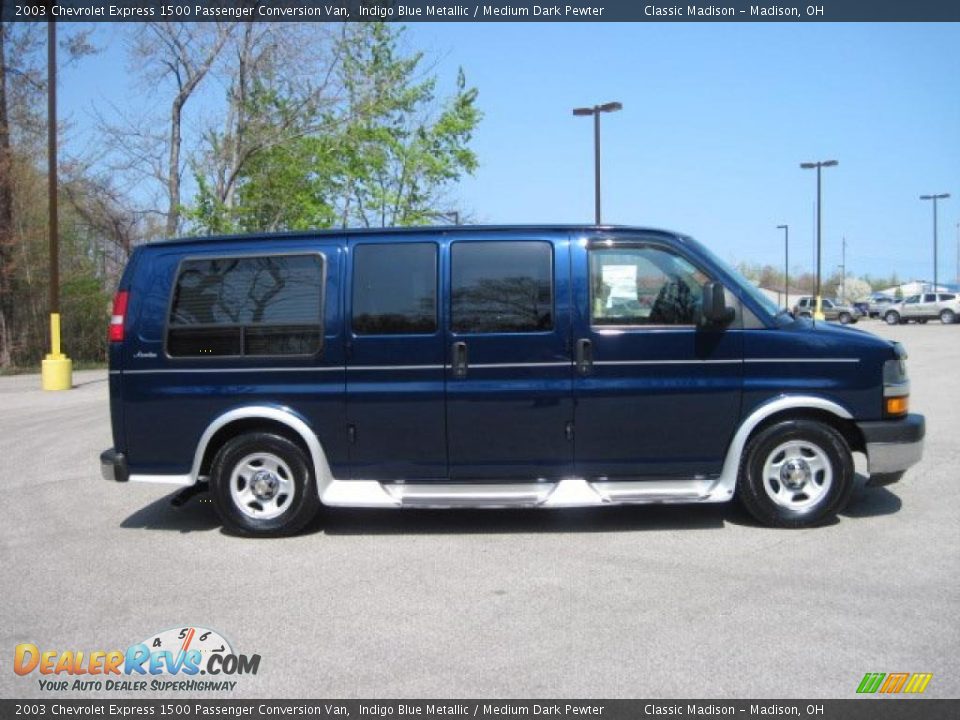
[352,243,438,334]
[167,254,323,357]
[451,241,553,333]
[590,246,707,326]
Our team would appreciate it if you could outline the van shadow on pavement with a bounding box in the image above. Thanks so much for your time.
[119,474,901,536]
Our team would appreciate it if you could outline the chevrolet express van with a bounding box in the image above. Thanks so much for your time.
[100,226,924,535]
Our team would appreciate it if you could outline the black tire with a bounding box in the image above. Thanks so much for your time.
[737,419,855,528]
[838,312,852,324]
[941,309,956,325]
[210,432,320,537]
[884,311,900,325]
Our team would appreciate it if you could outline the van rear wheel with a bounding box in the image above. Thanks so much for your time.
[737,419,854,528]
[210,432,320,537]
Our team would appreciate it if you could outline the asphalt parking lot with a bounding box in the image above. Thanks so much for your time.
[2,321,958,699]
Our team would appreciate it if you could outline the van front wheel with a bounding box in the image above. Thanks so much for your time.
[210,432,320,537]
[737,419,854,528]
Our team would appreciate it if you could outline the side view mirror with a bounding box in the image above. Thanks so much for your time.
[700,281,735,326]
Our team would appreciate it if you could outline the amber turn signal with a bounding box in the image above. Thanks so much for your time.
[885,396,909,416]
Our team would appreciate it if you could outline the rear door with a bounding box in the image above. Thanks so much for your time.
[444,234,574,480]
[345,240,446,479]
[901,295,922,319]
[918,293,938,318]
[570,235,743,479]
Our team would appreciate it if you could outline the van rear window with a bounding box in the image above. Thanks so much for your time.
[167,254,324,357]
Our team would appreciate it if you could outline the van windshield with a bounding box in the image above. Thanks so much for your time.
[681,236,780,319]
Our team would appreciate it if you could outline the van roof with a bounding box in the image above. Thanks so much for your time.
[146,224,682,248]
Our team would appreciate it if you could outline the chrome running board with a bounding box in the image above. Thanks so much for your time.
[320,477,724,508]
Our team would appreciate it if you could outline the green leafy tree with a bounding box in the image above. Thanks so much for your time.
[334,23,480,228]
[189,22,481,233]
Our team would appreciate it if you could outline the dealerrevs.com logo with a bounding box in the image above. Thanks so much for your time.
[13,626,261,693]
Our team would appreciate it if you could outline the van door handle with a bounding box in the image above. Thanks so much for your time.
[452,342,468,378]
[576,338,593,375]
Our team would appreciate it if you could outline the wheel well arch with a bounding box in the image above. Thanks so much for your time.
[747,407,866,455]
[189,407,334,497]
[198,418,312,478]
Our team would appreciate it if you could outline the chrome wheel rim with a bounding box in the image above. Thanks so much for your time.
[229,452,295,520]
[761,440,833,511]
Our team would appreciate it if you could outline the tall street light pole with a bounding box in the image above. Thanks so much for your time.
[40,18,71,391]
[776,224,789,307]
[573,101,622,225]
[919,193,950,292]
[800,159,838,321]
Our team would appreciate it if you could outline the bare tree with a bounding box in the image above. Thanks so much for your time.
[129,22,233,236]
[0,23,45,367]
[192,21,340,221]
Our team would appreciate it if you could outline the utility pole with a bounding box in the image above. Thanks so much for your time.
[777,224,789,307]
[800,159,839,320]
[840,236,846,302]
[40,18,72,391]
[920,193,950,291]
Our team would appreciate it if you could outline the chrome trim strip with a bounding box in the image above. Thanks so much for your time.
[348,364,445,371]
[594,359,740,366]
[122,366,343,375]
[129,473,194,486]
[743,358,860,364]
[467,362,570,369]
[113,358,858,375]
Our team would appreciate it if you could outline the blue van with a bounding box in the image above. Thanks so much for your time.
[100,226,924,535]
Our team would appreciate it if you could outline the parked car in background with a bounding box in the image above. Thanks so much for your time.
[852,300,870,318]
[867,294,896,318]
[792,296,858,324]
[884,293,960,325]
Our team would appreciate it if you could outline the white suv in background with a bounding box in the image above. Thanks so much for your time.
[884,292,960,325]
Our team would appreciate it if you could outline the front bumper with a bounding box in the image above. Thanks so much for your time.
[857,414,925,477]
[100,448,129,483]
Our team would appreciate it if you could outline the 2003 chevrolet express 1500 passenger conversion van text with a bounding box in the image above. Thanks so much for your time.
[100,226,925,536]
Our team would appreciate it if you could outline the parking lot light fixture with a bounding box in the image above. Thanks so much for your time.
[777,224,789,307]
[800,159,839,321]
[573,102,623,225]
[919,193,950,291]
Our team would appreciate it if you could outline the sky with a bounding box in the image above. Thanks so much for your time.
[57,22,960,285]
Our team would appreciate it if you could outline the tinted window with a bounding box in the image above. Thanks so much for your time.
[923,294,936,303]
[167,254,323,357]
[941,294,956,301]
[451,241,553,333]
[905,295,919,304]
[352,243,437,334]
[590,245,707,326]
[823,300,835,309]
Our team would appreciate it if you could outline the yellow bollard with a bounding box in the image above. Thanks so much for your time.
[41,313,73,391]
